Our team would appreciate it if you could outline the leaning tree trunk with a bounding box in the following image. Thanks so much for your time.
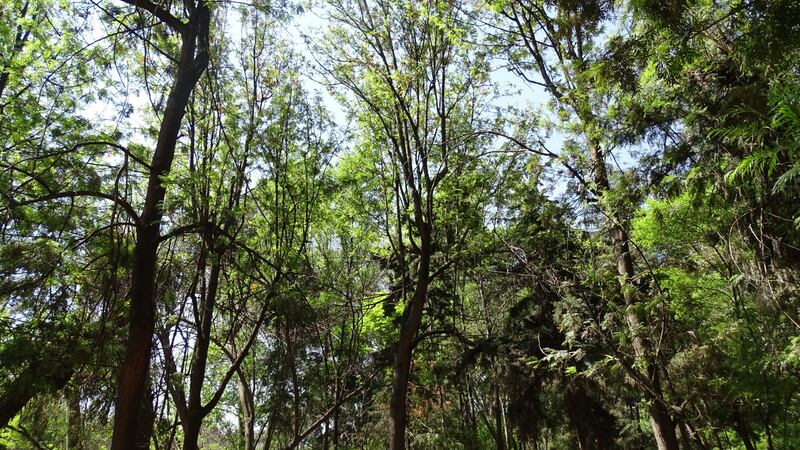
[388,226,432,450]
[110,3,209,448]
[588,143,679,450]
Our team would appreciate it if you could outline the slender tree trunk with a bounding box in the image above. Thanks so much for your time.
[388,229,432,450]
[493,383,508,450]
[67,387,83,450]
[588,143,679,450]
[678,420,696,450]
[332,391,340,450]
[182,256,223,450]
[287,325,302,442]
[111,5,209,447]
[237,369,256,450]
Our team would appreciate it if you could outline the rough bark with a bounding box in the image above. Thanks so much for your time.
[110,3,209,447]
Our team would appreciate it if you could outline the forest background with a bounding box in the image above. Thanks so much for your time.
[1,0,799,449]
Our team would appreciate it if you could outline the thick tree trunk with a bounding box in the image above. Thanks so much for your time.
[733,411,757,450]
[182,414,202,450]
[111,5,209,448]
[388,230,432,450]
[649,400,679,450]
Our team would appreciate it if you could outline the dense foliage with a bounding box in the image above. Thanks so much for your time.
[1,0,799,448]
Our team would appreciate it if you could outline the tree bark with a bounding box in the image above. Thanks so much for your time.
[237,370,256,450]
[648,399,679,450]
[110,3,209,448]
[388,226,431,450]
[181,256,222,450]
[588,143,679,450]
[67,387,83,450]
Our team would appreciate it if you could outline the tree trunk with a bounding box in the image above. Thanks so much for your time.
[135,384,156,450]
[182,256,223,450]
[649,400,679,450]
[182,414,202,450]
[678,420,705,450]
[388,228,432,450]
[67,387,83,450]
[588,143,679,450]
[111,4,209,448]
[733,410,757,450]
[494,383,508,450]
[237,369,256,450]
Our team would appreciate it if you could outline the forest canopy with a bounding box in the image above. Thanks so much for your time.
[1,0,799,448]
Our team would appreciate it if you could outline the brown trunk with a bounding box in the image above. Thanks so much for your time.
[388,227,432,450]
[182,414,202,450]
[181,257,223,450]
[733,411,757,450]
[588,143,679,450]
[649,400,679,450]
[110,4,209,448]
[67,387,83,450]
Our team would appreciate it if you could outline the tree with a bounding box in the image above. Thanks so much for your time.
[3,0,800,448]
[319,0,497,446]
[488,0,682,447]
[106,0,211,446]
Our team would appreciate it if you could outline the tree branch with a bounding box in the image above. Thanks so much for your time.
[121,0,186,33]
